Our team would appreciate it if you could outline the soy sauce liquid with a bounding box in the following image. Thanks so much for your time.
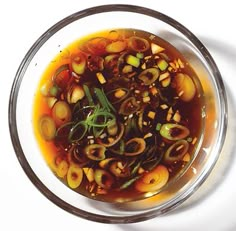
[33,29,204,202]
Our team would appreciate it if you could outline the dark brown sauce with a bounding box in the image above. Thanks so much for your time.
[33,29,204,202]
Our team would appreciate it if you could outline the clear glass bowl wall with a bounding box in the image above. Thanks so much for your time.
[9,5,227,223]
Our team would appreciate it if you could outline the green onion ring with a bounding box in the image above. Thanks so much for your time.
[68,121,88,143]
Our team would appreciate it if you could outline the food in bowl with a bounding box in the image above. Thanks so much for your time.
[33,28,203,202]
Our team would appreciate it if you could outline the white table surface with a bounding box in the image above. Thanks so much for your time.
[1,0,236,230]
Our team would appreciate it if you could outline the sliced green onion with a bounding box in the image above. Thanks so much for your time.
[94,169,114,189]
[126,54,140,68]
[49,85,60,97]
[142,149,163,171]
[71,53,86,75]
[157,59,168,71]
[107,120,118,136]
[98,123,124,147]
[120,139,125,154]
[93,126,105,138]
[164,140,189,164]
[68,121,88,143]
[138,68,160,85]
[38,115,56,141]
[119,175,141,190]
[83,84,94,106]
[136,52,144,59]
[110,161,130,178]
[128,36,150,52]
[131,161,141,175]
[72,101,81,115]
[53,64,70,89]
[102,88,116,113]
[73,105,96,121]
[119,97,140,115]
[156,123,162,131]
[106,87,130,104]
[160,123,190,141]
[56,122,74,139]
[86,111,115,128]
[90,111,109,138]
[125,138,146,156]
[110,139,125,155]
[84,144,106,161]
[95,87,109,110]
[94,88,116,113]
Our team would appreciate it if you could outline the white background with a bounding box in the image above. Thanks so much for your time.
[1,0,236,230]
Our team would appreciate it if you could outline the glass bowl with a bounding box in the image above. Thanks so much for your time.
[9,4,227,223]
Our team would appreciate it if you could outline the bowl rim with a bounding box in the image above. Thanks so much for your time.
[8,4,228,223]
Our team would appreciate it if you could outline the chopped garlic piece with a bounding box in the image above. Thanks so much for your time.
[178,90,184,97]
[143,96,150,103]
[176,144,184,151]
[141,62,147,69]
[151,43,165,54]
[144,55,152,60]
[149,34,155,40]
[143,121,148,126]
[114,89,126,98]
[183,153,190,162]
[108,137,115,143]
[169,62,177,70]
[159,72,170,81]
[166,107,173,121]
[166,113,172,121]
[117,161,125,169]
[174,59,180,68]
[173,110,181,122]
[83,168,94,182]
[100,133,107,139]
[96,72,106,84]
[192,137,197,145]
[160,104,168,109]
[138,167,145,174]
[150,86,158,95]
[161,77,171,87]
[178,58,185,68]
[144,132,153,139]
[96,188,107,195]
[168,107,173,114]
[147,111,156,119]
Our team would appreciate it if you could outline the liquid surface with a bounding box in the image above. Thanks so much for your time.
[33,29,204,202]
